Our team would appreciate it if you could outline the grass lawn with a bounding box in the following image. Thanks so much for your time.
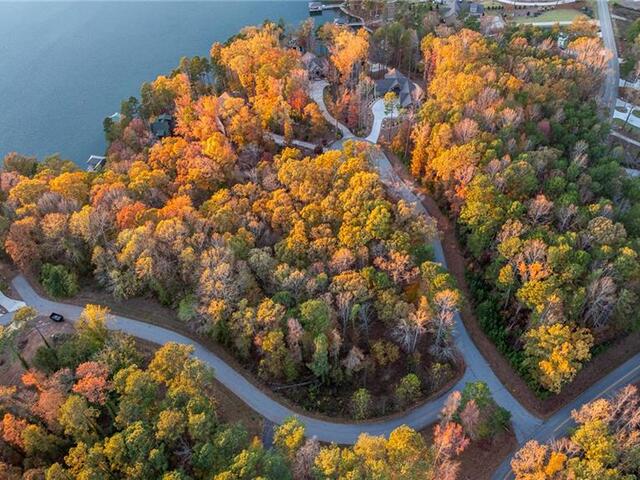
[516,9,583,24]
[478,0,504,8]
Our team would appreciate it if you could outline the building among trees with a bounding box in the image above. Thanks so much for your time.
[374,68,423,108]
[301,52,329,80]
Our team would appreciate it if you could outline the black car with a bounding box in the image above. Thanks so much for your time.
[49,313,64,322]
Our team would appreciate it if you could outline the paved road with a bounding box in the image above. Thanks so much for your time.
[4,275,440,444]
[308,78,640,477]
[492,352,640,479]
[599,0,619,116]
[493,3,631,476]
[1,85,542,445]
[0,291,25,312]
[308,80,542,442]
[7,272,540,443]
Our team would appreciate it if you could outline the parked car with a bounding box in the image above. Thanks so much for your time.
[49,312,64,322]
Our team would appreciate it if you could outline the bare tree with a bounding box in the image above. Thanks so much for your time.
[582,275,617,329]
[527,194,554,225]
[293,437,320,480]
[460,399,481,440]
[440,390,461,424]
[287,317,304,363]
[393,298,431,353]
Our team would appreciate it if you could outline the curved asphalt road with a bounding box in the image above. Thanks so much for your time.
[0,86,542,444]
[311,81,542,442]
[3,69,632,465]
[492,351,640,479]
[6,272,539,444]
[309,79,640,477]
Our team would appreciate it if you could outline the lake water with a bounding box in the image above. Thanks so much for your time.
[0,2,337,164]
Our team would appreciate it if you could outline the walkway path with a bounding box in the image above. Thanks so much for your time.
[267,132,317,151]
[612,129,640,147]
[614,98,640,129]
[365,98,388,143]
[309,80,354,140]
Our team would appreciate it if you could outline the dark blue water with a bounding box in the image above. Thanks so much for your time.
[0,2,338,164]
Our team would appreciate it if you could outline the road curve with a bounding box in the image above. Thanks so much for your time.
[3,112,542,444]
[7,275,441,444]
[309,79,640,476]
[308,80,542,442]
[494,3,630,478]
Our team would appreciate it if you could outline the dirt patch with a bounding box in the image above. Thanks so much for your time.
[457,430,517,480]
[383,148,640,418]
[421,423,517,480]
[0,316,74,386]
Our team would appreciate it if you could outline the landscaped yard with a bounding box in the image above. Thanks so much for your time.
[516,9,585,24]
[478,0,504,8]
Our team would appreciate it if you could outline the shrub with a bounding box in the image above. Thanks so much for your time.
[177,294,198,322]
[351,388,372,420]
[32,346,60,374]
[40,264,78,298]
[429,362,452,391]
[395,373,422,407]
[371,340,400,368]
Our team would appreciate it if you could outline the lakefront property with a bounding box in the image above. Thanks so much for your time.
[1,1,640,479]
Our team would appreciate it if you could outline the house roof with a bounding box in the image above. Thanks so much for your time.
[87,155,106,166]
[374,69,423,108]
[151,115,173,138]
[302,52,328,72]
[469,2,484,14]
[480,15,506,34]
[86,155,106,172]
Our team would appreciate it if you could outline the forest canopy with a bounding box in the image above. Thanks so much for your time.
[410,27,640,394]
[0,307,483,479]
[0,23,462,416]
